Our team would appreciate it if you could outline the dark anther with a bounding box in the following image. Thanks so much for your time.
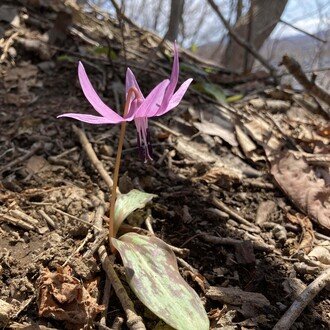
[137,132,145,160]
[146,128,153,159]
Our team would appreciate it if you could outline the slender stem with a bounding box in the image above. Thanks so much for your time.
[109,87,139,250]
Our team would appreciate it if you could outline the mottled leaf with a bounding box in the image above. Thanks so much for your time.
[112,233,209,330]
[114,189,157,236]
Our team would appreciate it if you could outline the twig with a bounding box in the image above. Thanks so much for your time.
[200,232,274,253]
[144,210,154,235]
[273,268,330,330]
[62,231,94,267]
[207,0,277,77]
[94,195,146,330]
[212,196,260,233]
[281,55,330,114]
[0,142,43,176]
[0,31,20,63]
[72,125,114,189]
[109,0,139,28]
[279,19,327,43]
[52,207,103,232]
[150,120,181,137]
[99,275,112,330]
[38,209,56,229]
[0,214,35,231]
[9,209,39,226]
[83,232,108,259]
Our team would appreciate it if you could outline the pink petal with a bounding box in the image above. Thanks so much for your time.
[154,78,193,117]
[127,79,170,119]
[126,68,144,99]
[155,42,179,115]
[57,113,123,124]
[78,62,124,122]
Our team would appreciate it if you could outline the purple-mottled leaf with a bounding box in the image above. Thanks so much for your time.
[112,233,209,330]
[114,189,157,236]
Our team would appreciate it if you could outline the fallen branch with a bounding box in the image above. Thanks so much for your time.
[281,55,330,114]
[72,125,115,190]
[207,0,277,77]
[273,268,330,330]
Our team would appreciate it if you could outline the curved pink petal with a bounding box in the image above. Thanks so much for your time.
[154,42,179,115]
[126,79,170,119]
[78,62,124,122]
[126,68,144,99]
[57,113,123,124]
[154,78,193,117]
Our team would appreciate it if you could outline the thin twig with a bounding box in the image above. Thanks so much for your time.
[212,196,260,233]
[73,125,114,189]
[99,275,112,330]
[62,231,94,267]
[52,207,102,232]
[273,268,330,330]
[279,19,327,43]
[0,142,43,176]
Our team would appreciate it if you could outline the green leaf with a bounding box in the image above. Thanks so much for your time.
[114,190,157,236]
[180,63,207,77]
[190,43,198,53]
[112,233,209,330]
[193,82,227,104]
[57,54,75,63]
[92,46,117,60]
[226,94,244,103]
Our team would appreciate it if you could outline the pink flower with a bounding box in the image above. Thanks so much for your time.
[58,43,192,161]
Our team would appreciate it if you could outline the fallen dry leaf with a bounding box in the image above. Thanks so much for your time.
[287,213,315,253]
[37,266,104,327]
[271,151,330,230]
[193,166,241,189]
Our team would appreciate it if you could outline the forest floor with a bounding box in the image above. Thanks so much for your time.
[0,1,330,329]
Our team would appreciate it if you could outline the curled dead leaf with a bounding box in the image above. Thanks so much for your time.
[36,266,104,327]
[287,213,315,253]
[271,152,330,230]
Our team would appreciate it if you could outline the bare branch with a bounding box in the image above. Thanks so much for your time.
[206,0,277,76]
[279,18,327,43]
[281,55,330,114]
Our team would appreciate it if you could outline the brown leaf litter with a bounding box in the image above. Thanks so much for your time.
[271,151,330,230]
[37,266,104,328]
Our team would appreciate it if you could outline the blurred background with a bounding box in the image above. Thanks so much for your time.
[84,0,330,87]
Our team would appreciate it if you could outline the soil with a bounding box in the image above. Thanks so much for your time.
[0,1,329,330]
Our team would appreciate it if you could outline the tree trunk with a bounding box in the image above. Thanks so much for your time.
[223,0,288,73]
[165,0,184,42]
